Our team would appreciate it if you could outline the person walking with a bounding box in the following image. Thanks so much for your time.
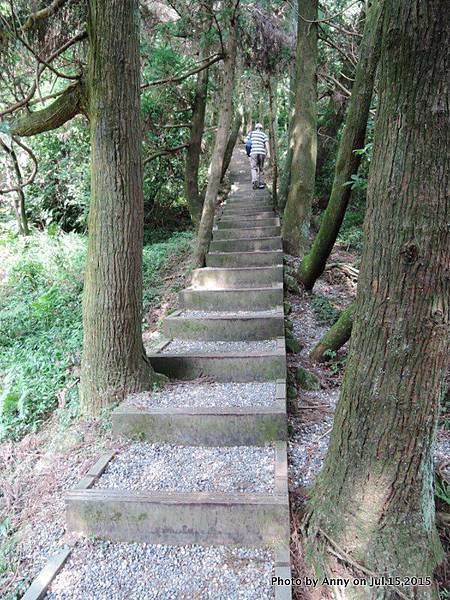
[246,123,270,189]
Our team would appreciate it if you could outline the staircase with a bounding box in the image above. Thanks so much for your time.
[60,149,291,598]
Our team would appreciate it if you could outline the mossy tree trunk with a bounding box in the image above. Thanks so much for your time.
[192,7,238,268]
[299,1,384,289]
[80,0,154,413]
[267,76,279,208]
[184,1,213,225]
[304,1,449,593]
[310,303,354,362]
[221,105,242,181]
[281,0,318,256]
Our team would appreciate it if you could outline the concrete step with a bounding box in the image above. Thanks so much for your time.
[112,381,287,445]
[206,250,283,267]
[213,226,280,240]
[148,339,286,382]
[209,237,282,253]
[66,442,289,546]
[220,210,275,219]
[223,203,273,211]
[216,217,280,229]
[180,284,283,311]
[164,308,284,340]
[191,265,283,288]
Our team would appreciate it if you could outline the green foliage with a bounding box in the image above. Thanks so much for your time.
[435,477,450,507]
[0,231,85,440]
[26,118,90,232]
[336,196,366,252]
[0,229,193,440]
[311,294,340,326]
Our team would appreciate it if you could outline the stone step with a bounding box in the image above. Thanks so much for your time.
[223,203,273,211]
[191,265,283,288]
[164,308,284,340]
[66,442,289,547]
[206,250,283,267]
[148,338,286,381]
[209,237,282,253]
[180,284,283,310]
[220,210,275,219]
[216,217,280,229]
[213,226,280,240]
[112,380,287,445]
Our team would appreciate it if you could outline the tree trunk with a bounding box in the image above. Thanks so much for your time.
[184,2,213,225]
[267,76,279,208]
[221,105,242,181]
[310,303,354,362]
[80,0,155,413]
[0,140,31,235]
[298,1,383,289]
[192,8,237,268]
[304,1,449,594]
[281,0,318,256]
[315,91,347,187]
[184,65,209,224]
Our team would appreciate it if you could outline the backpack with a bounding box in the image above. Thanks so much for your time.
[245,133,252,156]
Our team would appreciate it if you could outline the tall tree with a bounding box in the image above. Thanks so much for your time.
[298,0,384,289]
[192,3,239,268]
[281,0,318,256]
[304,1,449,594]
[80,0,154,412]
[184,1,214,224]
[221,105,243,181]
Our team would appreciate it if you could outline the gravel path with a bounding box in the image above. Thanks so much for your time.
[126,382,277,409]
[180,309,282,318]
[94,443,275,493]
[160,339,278,354]
[46,539,274,600]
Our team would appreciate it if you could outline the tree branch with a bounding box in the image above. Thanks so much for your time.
[0,31,87,118]
[141,53,223,89]
[20,0,71,31]
[0,137,38,193]
[9,81,85,137]
[143,143,189,165]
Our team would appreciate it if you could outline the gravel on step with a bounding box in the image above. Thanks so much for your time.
[46,539,274,600]
[94,443,275,493]
[126,381,277,409]
[180,309,282,318]
[160,339,278,354]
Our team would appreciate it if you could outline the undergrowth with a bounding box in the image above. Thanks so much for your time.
[0,229,193,441]
[311,294,340,326]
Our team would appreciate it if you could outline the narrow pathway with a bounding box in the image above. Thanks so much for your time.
[27,149,291,599]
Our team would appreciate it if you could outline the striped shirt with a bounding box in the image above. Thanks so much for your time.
[247,130,268,156]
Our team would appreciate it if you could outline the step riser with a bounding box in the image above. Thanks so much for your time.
[66,491,289,547]
[149,353,286,382]
[163,315,284,340]
[213,227,280,240]
[216,218,279,229]
[206,252,283,267]
[223,204,273,211]
[222,207,273,214]
[112,411,287,445]
[180,288,283,311]
[210,238,282,252]
[191,266,283,288]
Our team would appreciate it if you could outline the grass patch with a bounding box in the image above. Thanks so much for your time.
[0,229,193,441]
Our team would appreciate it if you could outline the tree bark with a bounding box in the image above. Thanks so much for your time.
[310,303,354,362]
[221,106,242,181]
[304,1,449,594]
[281,0,318,256]
[184,2,213,225]
[298,1,384,290]
[10,82,85,137]
[184,65,209,224]
[192,7,238,268]
[80,0,155,413]
[267,76,279,208]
